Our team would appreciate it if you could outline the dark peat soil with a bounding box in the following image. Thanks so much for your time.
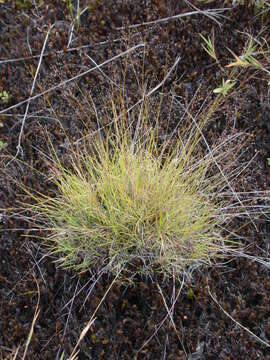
[1,1,270,359]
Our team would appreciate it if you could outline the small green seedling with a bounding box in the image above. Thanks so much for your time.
[62,0,81,30]
[15,0,31,9]
[253,0,270,15]
[226,35,270,85]
[0,118,4,128]
[0,141,8,150]
[227,37,261,70]
[213,78,236,96]
[0,90,9,103]
[68,0,74,18]
[187,288,195,300]
[200,33,218,62]
[267,158,270,166]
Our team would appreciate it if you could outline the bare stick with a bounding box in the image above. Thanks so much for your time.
[137,276,184,354]
[62,278,80,341]
[0,25,150,66]
[208,282,270,348]
[85,53,120,88]
[0,38,120,65]
[156,283,181,341]
[13,25,54,162]
[0,43,144,116]
[22,274,41,360]
[73,56,181,145]
[184,0,228,26]
[176,96,258,231]
[69,273,120,358]
[116,8,230,30]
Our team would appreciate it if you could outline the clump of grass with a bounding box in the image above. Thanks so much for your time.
[28,106,233,280]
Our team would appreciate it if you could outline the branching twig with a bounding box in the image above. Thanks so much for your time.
[22,273,41,360]
[69,272,120,358]
[208,281,270,348]
[73,56,181,145]
[116,8,230,30]
[0,43,144,116]
[175,96,259,231]
[12,25,54,162]
[137,276,185,354]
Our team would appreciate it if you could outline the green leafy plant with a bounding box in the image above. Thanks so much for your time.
[62,0,81,30]
[186,288,195,299]
[15,0,31,9]
[226,37,262,69]
[0,141,8,150]
[0,90,9,103]
[213,78,236,96]
[253,0,270,14]
[200,33,218,63]
[68,0,74,18]
[226,35,270,83]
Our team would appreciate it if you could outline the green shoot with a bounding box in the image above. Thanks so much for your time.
[77,5,81,29]
[200,33,218,63]
[253,0,270,15]
[186,288,195,299]
[226,35,270,84]
[68,0,74,19]
[0,141,8,150]
[62,0,81,29]
[0,90,9,103]
[213,78,236,96]
[227,37,262,69]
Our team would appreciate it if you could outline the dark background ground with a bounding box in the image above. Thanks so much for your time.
[0,1,270,359]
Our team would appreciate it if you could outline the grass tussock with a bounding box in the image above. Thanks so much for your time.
[28,102,233,279]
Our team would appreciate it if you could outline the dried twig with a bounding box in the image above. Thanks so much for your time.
[175,96,258,231]
[137,276,185,354]
[12,25,54,162]
[0,44,144,116]
[69,272,120,358]
[22,274,41,360]
[116,8,230,30]
[73,55,181,145]
[207,281,270,348]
